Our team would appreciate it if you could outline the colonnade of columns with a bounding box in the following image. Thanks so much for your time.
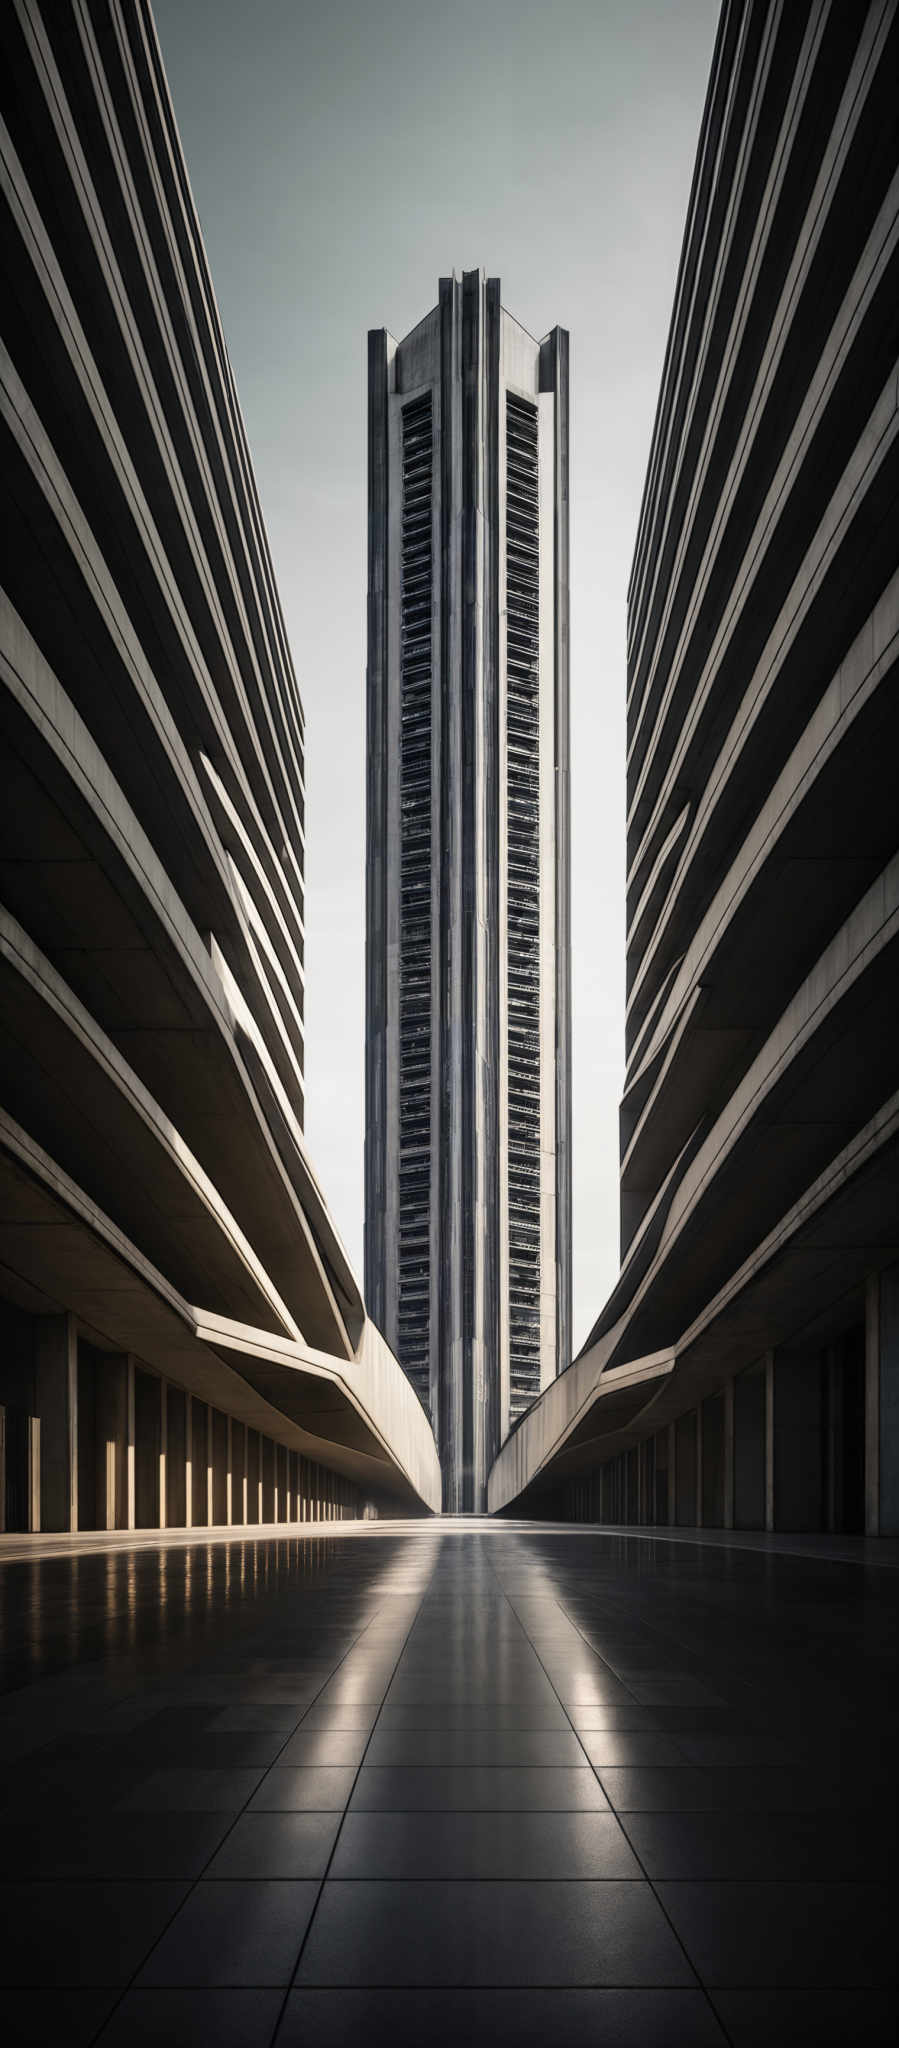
[559,1264,899,1537]
[0,1316,367,1535]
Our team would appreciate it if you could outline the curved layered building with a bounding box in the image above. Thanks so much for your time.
[490,0,899,1535]
[0,0,440,1533]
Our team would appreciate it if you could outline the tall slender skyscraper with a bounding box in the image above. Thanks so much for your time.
[365,271,571,1511]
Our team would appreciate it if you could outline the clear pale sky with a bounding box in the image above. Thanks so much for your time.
[153,0,719,1355]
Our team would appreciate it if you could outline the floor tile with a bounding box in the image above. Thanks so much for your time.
[330,1807,640,1877]
[620,1810,894,1879]
[278,1727,369,1765]
[117,1767,265,1812]
[206,1812,340,1877]
[674,1733,801,1766]
[350,1764,609,1809]
[364,1726,586,1765]
[0,1881,189,1985]
[566,1706,679,1730]
[249,1766,357,1810]
[276,1987,727,2045]
[138,1880,319,1986]
[299,1704,379,1729]
[630,1683,725,1705]
[1,1989,118,2045]
[0,1811,231,1879]
[579,1733,688,1766]
[657,1880,899,1986]
[375,1701,570,1729]
[595,1767,835,1811]
[710,1986,899,2045]
[212,1706,302,1731]
[295,1878,693,1985]
[97,1988,283,2045]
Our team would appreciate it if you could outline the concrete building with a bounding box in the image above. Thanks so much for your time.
[0,0,440,1532]
[489,0,899,1534]
[365,274,571,1510]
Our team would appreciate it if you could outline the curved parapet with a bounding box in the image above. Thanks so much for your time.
[488,1347,674,1515]
[196,1315,442,1516]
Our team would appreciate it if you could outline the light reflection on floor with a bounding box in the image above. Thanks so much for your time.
[0,1522,896,2043]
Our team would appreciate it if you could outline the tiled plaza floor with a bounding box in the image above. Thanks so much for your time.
[0,1521,896,2045]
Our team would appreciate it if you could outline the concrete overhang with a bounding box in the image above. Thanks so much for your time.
[0,1113,441,1515]
[488,1094,899,1515]
[487,1348,675,1515]
[585,853,899,1365]
[625,564,899,1106]
[0,596,358,1357]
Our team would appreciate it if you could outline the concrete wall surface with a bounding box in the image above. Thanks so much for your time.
[0,0,439,1527]
[488,0,899,1530]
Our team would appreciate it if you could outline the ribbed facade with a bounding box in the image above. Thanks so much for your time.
[366,273,571,1510]
[0,0,441,1533]
[488,0,899,1537]
[397,393,434,1405]
[505,392,543,1418]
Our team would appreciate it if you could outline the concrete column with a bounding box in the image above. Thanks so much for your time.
[190,1399,207,1526]
[0,1406,5,1534]
[211,1410,228,1525]
[825,1343,840,1533]
[226,1415,233,1527]
[164,1387,186,1527]
[28,1414,40,1530]
[257,1433,264,1524]
[723,1378,735,1530]
[240,1424,248,1524]
[695,1402,703,1528]
[869,1263,899,1536]
[158,1381,167,1532]
[133,1369,161,1528]
[286,1449,295,1523]
[273,1443,282,1524]
[667,1422,676,1526]
[96,1354,128,1531]
[34,1314,78,1532]
[124,1356,135,1530]
[246,1427,258,1524]
[206,1403,214,1527]
[882,1264,899,1536]
[764,1350,775,1532]
[184,1391,193,1530]
[865,1273,880,1535]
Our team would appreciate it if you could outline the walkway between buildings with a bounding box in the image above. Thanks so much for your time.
[0,1522,896,2045]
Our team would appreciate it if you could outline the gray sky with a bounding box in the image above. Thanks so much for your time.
[153,0,719,1354]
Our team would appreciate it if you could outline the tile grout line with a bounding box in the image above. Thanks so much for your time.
[84,1531,428,2045]
[269,1530,444,2031]
[486,1533,737,2045]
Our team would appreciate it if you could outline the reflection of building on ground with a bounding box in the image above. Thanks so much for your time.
[489,0,899,1535]
[0,2,440,1535]
[365,277,571,1512]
